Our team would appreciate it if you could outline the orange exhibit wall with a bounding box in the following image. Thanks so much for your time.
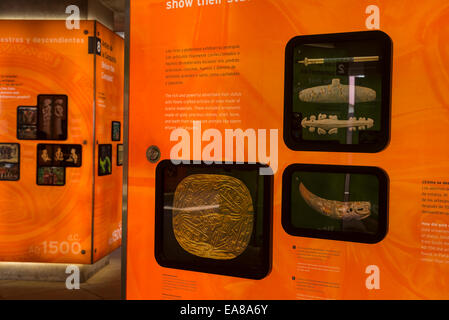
[93,22,125,262]
[0,20,124,264]
[126,1,449,299]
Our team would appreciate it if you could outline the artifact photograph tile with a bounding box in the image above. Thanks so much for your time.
[282,164,388,243]
[284,31,392,153]
[37,95,68,140]
[17,106,38,140]
[36,167,65,186]
[117,144,123,166]
[37,144,82,168]
[112,121,121,141]
[155,161,273,279]
[98,144,112,176]
[0,143,20,181]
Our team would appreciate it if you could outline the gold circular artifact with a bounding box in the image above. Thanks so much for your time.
[172,174,254,260]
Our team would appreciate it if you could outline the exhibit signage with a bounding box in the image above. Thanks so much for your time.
[126,0,449,299]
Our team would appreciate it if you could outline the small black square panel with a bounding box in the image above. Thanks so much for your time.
[155,160,273,279]
[284,31,392,153]
[0,143,20,181]
[98,144,112,176]
[112,121,121,141]
[282,164,389,244]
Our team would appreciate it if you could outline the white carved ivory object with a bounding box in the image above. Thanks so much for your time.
[299,182,371,220]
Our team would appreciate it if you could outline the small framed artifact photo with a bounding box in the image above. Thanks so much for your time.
[37,144,54,167]
[154,160,273,279]
[284,31,392,153]
[117,144,123,166]
[18,106,38,125]
[37,95,68,140]
[98,144,112,176]
[37,167,65,186]
[111,121,121,141]
[0,143,20,181]
[17,106,38,140]
[61,145,82,167]
[37,144,82,168]
[282,164,388,244]
[17,125,38,140]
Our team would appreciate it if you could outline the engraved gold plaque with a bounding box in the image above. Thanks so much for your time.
[172,174,254,260]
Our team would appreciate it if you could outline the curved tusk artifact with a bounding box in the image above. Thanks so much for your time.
[299,78,376,103]
[172,174,254,260]
[299,182,371,220]
[298,56,379,66]
[301,113,374,135]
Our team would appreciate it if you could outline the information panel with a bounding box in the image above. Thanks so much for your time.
[127,0,449,299]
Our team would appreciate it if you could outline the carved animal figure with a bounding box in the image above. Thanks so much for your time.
[299,182,371,220]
